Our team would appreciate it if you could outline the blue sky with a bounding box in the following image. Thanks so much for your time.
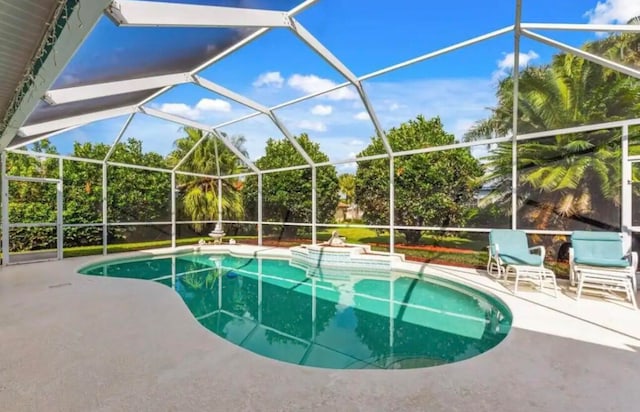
[33,0,640,170]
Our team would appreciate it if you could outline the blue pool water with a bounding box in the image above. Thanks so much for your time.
[79,252,512,369]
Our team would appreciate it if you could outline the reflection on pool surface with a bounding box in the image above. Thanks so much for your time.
[79,253,512,369]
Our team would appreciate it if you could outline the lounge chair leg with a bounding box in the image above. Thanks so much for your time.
[627,279,637,310]
[514,270,519,295]
[576,278,584,301]
[552,275,558,298]
[538,273,544,292]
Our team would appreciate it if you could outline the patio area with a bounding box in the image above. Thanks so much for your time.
[2,251,640,411]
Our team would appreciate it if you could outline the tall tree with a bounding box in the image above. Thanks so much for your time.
[467,36,640,231]
[356,115,484,244]
[584,17,640,69]
[242,134,339,238]
[67,138,172,244]
[4,141,59,252]
[167,127,247,232]
[338,173,356,205]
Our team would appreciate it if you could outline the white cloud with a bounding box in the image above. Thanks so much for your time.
[362,78,495,141]
[353,111,370,121]
[195,98,231,112]
[452,118,477,139]
[311,104,333,116]
[158,103,200,119]
[298,120,327,132]
[389,102,401,111]
[157,98,231,119]
[348,139,364,146]
[497,50,539,71]
[493,50,539,81]
[287,74,358,100]
[337,162,357,173]
[252,71,284,88]
[585,0,640,24]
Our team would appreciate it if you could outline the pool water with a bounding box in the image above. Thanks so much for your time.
[80,253,512,369]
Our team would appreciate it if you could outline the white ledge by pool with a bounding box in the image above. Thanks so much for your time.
[2,244,640,411]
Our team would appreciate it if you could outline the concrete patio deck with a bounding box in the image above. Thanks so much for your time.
[2,249,640,412]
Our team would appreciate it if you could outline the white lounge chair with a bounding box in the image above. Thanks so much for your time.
[569,231,637,308]
[488,229,557,296]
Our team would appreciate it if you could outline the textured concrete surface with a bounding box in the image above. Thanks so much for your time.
[2,250,640,412]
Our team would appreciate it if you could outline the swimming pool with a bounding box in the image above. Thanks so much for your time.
[79,252,512,369]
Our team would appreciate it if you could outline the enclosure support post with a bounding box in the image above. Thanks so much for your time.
[102,163,108,255]
[312,166,317,245]
[258,173,263,246]
[1,151,9,265]
[57,158,63,260]
[217,177,223,225]
[311,277,317,341]
[389,277,394,355]
[257,258,263,323]
[622,124,632,252]
[171,172,176,249]
[389,155,395,254]
[511,0,522,230]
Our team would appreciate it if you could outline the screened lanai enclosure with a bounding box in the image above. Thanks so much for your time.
[1,0,640,269]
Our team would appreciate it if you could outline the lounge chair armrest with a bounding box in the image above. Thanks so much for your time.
[569,247,575,286]
[627,251,638,273]
[529,245,545,257]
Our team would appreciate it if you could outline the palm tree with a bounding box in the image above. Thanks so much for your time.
[338,172,358,222]
[338,173,355,203]
[468,37,640,231]
[168,127,248,232]
[584,17,640,69]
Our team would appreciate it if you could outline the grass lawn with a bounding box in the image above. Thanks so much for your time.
[316,227,487,250]
[10,226,569,277]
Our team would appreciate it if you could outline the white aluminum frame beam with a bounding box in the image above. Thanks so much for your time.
[103,113,136,162]
[44,72,192,105]
[0,0,112,150]
[18,105,139,137]
[1,152,7,264]
[512,0,522,230]
[271,82,350,111]
[210,129,260,174]
[211,112,262,130]
[288,18,392,154]
[523,30,640,80]
[521,23,640,33]
[289,19,358,85]
[192,75,314,166]
[140,106,259,173]
[7,149,104,165]
[267,112,315,165]
[193,75,269,113]
[6,124,84,150]
[107,161,171,174]
[106,0,290,28]
[622,124,632,251]
[172,133,209,172]
[361,26,514,81]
